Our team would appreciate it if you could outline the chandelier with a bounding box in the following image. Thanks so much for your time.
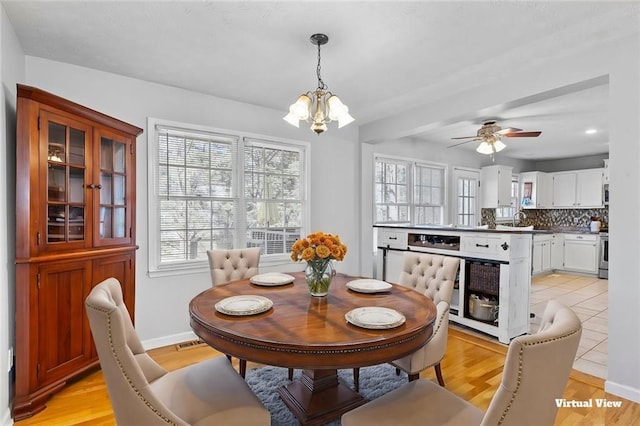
[283,33,354,135]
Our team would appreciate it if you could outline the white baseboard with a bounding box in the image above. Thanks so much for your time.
[605,379,640,403]
[141,331,199,351]
[1,406,12,426]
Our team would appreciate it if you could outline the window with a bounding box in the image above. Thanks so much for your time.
[496,175,519,221]
[375,159,409,223]
[454,168,479,227]
[374,157,445,225]
[148,119,308,274]
[414,164,445,225]
[244,139,305,255]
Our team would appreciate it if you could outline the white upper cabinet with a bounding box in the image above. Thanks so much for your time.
[519,171,552,209]
[552,168,604,208]
[481,165,513,208]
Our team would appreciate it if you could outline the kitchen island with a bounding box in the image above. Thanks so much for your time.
[375,225,533,343]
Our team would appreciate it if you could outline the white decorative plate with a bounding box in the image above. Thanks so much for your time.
[250,272,296,286]
[215,295,273,316]
[347,279,392,294]
[345,307,406,329]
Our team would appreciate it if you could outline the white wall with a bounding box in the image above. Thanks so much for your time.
[361,34,640,403]
[0,3,23,424]
[24,56,361,347]
[534,153,608,172]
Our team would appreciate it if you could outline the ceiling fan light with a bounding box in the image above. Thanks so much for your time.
[476,141,494,155]
[289,95,311,120]
[283,112,300,127]
[494,140,506,152]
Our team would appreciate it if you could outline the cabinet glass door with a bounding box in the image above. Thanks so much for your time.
[43,113,91,247]
[96,129,132,246]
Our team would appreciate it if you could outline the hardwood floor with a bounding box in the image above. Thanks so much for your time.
[15,328,640,425]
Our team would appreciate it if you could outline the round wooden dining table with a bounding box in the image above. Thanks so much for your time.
[189,272,436,426]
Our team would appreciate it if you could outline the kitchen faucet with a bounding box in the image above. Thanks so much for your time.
[512,209,527,227]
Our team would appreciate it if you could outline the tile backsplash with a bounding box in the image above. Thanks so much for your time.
[482,207,608,229]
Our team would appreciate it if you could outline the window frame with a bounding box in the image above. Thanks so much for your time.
[147,118,310,277]
[373,155,447,226]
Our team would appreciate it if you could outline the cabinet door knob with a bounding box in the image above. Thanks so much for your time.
[86,184,95,189]
[501,242,509,250]
[96,184,102,189]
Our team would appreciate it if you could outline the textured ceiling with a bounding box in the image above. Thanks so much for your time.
[4,1,639,160]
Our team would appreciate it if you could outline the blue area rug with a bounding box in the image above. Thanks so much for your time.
[245,364,407,425]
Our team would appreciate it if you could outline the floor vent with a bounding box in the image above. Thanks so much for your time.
[175,339,207,351]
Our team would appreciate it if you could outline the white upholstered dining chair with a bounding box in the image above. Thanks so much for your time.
[352,252,459,392]
[207,247,261,378]
[85,277,270,426]
[207,247,261,286]
[391,252,459,385]
[342,299,582,426]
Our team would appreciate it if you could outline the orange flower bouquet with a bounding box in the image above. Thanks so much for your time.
[291,231,347,296]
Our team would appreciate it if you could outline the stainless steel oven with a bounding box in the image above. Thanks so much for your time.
[599,232,608,279]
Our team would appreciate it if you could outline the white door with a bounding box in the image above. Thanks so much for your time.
[453,168,480,227]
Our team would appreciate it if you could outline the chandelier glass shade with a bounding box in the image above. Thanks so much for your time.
[283,34,354,135]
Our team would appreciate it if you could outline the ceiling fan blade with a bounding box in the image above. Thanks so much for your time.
[448,138,480,148]
[450,136,478,140]
[496,127,522,134]
[502,131,542,138]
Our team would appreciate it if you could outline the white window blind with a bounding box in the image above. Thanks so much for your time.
[155,126,239,264]
[243,138,305,255]
[148,119,308,275]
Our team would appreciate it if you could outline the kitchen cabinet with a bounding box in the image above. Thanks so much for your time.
[519,171,552,209]
[376,225,532,344]
[532,234,552,275]
[551,234,564,270]
[552,169,604,208]
[14,85,142,419]
[481,165,513,208]
[563,234,599,274]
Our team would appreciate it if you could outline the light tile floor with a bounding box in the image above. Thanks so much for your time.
[529,272,608,379]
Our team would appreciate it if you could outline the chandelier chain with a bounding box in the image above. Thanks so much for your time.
[316,42,327,91]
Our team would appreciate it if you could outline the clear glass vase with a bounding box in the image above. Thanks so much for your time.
[305,259,336,297]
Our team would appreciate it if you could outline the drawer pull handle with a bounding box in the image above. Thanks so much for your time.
[388,237,397,240]
[476,243,489,248]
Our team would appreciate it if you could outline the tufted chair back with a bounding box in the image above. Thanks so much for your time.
[342,299,582,426]
[207,247,261,286]
[86,278,270,425]
[398,252,459,305]
[481,299,582,425]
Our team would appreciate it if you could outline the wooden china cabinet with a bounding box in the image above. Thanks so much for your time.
[13,85,143,419]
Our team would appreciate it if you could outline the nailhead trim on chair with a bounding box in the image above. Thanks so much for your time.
[87,304,177,425]
[496,324,582,425]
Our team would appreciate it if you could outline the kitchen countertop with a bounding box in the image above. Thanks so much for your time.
[374,224,601,235]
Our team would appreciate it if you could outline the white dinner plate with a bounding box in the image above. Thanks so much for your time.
[250,272,296,286]
[346,279,392,294]
[215,295,273,316]
[345,307,406,329]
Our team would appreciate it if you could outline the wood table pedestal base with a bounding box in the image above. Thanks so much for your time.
[277,369,365,425]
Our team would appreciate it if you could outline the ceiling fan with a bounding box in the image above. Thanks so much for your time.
[449,120,542,155]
